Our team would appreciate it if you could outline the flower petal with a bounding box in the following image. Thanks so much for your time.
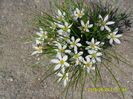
[105,26,111,32]
[63,55,68,61]
[114,38,121,44]
[109,39,113,45]
[104,15,109,22]
[100,26,104,31]
[51,59,59,63]
[54,64,61,70]
[106,21,115,25]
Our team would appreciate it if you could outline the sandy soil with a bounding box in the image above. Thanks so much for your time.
[0,0,133,99]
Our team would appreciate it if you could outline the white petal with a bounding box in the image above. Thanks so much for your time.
[63,55,68,61]
[57,30,64,35]
[106,21,115,25]
[79,51,83,55]
[114,38,121,44]
[57,73,63,77]
[100,26,104,31]
[91,38,95,43]
[81,20,84,26]
[31,51,38,55]
[51,59,59,63]
[64,62,69,67]
[64,79,67,87]
[104,15,109,22]
[57,54,62,60]
[54,64,61,70]
[86,29,89,32]
[63,45,67,49]
[65,50,71,53]
[87,68,91,73]
[99,15,103,20]
[109,39,113,45]
[86,41,90,45]
[92,59,96,63]
[87,20,90,25]
[65,22,68,26]
[76,38,80,42]
[89,24,93,28]
[77,43,82,47]
[96,57,101,62]
[71,36,75,41]
[76,8,80,13]
[58,10,62,16]
[97,52,102,56]
[116,34,122,38]
[105,26,111,32]
[58,24,64,28]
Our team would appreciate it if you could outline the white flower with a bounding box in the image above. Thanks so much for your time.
[86,38,102,53]
[81,20,93,32]
[55,43,71,54]
[57,22,72,34]
[69,36,82,51]
[57,72,69,87]
[35,38,43,45]
[83,56,95,73]
[36,28,48,40]
[50,22,57,30]
[32,45,43,55]
[107,29,122,45]
[99,15,115,32]
[73,49,83,65]
[56,9,66,22]
[51,55,69,72]
[74,8,84,20]
[88,51,102,63]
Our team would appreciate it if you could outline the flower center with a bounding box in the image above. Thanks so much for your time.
[37,46,43,51]
[58,16,63,21]
[63,26,69,31]
[42,34,47,38]
[92,53,97,58]
[72,42,76,46]
[110,34,116,38]
[60,49,65,53]
[74,54,79,59]
[60,60,65,65]
[51,24,56,29]
[86,62,91,67]
[78,12,83,17]
[83,25,88,29]
[90,43,96,48]
[63,74,68,79]
[99,20,106,26]
[64,37,69,41]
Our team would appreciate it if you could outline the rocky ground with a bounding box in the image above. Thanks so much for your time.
[0,0,133,99]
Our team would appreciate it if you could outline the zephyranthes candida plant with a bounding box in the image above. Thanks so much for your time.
[31,0,132,98]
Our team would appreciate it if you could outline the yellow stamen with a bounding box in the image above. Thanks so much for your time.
[110,34,116,38]
[90,43,96,48]
[60,60,65,65]
[60,49,65,53]
[72,42,76,46]
[83,25,88,29]
[92,53,97,58]
[86,62,91,67]
[74,54,79,59]
[78,12,83,17]
[37,46,43,51]
[58,16,63,21]
[63,26,69,31]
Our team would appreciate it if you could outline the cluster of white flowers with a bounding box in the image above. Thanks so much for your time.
[32,8,123,87]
